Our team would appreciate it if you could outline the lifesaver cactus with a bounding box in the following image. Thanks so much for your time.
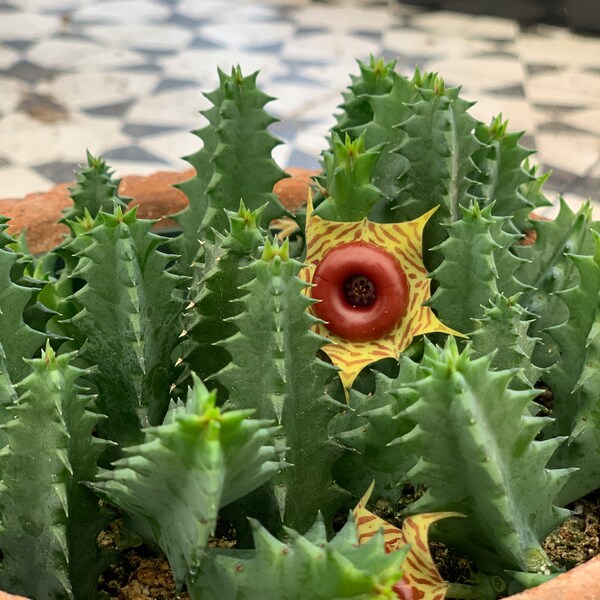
[0,59,597,600]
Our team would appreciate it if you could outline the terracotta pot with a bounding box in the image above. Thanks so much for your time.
[509,555,600,599]
[0,167,319,255]
[0,169,598,600]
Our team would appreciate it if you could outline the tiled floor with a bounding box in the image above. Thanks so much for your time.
[0,0,598,217]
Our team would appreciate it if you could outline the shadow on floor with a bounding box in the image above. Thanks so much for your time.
[399,0,600,33]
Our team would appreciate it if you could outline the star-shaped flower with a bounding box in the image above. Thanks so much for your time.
[300,196,460,388]
[353,482,461,600]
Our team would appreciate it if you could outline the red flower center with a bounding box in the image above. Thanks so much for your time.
[311,241,409,342]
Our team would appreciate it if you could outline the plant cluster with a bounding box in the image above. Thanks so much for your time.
[0,59,598,600]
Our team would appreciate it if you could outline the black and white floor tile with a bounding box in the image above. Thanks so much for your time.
[0,0,598,217]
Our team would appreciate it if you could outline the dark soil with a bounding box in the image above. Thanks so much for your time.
[98,550,189,600]
[98,519,236,600]
[98,488,600,599]
[544,489,600,569]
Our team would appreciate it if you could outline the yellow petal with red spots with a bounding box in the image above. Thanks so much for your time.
[353,482,463,600]
[300,196,462,388]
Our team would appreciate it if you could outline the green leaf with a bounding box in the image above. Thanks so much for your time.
[0,345,111,599]
[66,205,185,452]
[216,239,347,533]
[92,374,283,590]
[192,514,409,600]
[506,570,560,594]
[397,337,570,574]
[314,132,385,222]
[202,67,288,236]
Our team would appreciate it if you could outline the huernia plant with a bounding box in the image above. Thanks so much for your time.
[0,58,597,600]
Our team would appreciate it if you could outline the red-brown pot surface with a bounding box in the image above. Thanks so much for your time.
[0,167,319,255]
[509,555,600,600]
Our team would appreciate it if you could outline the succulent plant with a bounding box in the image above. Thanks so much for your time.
[0,59,597,600]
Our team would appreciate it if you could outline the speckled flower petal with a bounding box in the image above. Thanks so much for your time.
[300,195,461,388]
[353,482,462,600]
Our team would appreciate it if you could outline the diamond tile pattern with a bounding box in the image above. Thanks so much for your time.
[0,0,597,215]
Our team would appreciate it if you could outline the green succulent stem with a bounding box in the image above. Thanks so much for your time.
[179,202,265,400]
[66,204,186,454]
[92,374,283,591]
[218,237,346,533]
[61,151,129,229]
[542,231,600,504]
[315,131,385,222]
[428,202,523,335]
[0,59,596,600]
[202,66,288,237]
[397,337,570,574]
[470,293,539,389]
[446,582,498,600]
[334,55,397,135]
[471,115,544,233]
[330,359,421,504]
[516,199,596,369]
[192,515,409,600]
[171,76,224,275]
[0,344,111,599]
[0,217,46,383]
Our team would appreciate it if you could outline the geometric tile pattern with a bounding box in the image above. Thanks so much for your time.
[0,0,598,217]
